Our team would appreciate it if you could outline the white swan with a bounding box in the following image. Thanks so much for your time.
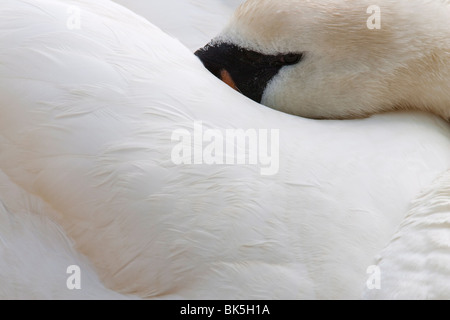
[0,0,449,299]
[112,0,243,51]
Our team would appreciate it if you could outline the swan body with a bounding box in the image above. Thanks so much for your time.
[0,0,449,299]
[195,0,450,299]
[0,170,132,300]
[364,171,450,299]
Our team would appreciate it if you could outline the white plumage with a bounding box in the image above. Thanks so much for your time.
[113,0,243,51]
[0,170,133,300]
[364,171,450,299]
[0,0,448,299]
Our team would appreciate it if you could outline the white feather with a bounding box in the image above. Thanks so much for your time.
[113,0,244,51]
[0,0,448,299]
[364,171,450,300]
[0,169,134,300]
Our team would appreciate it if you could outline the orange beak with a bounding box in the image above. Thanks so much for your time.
[220,69,239,92]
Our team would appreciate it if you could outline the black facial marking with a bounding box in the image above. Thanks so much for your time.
[195,43,303,103]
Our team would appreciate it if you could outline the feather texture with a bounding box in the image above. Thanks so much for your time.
[0,0,448,299]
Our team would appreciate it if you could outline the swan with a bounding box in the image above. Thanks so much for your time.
[112,0,243,51]
[0,0,449,299]
[196,0,450,121]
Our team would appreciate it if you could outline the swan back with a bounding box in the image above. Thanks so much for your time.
[0,171,132,300]
[364,171,450,299]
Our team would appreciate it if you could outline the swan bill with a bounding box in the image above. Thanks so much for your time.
[195,42,303,103]
[220,69,239,92]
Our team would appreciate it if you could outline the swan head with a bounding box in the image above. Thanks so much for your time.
[195,0,450,120]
